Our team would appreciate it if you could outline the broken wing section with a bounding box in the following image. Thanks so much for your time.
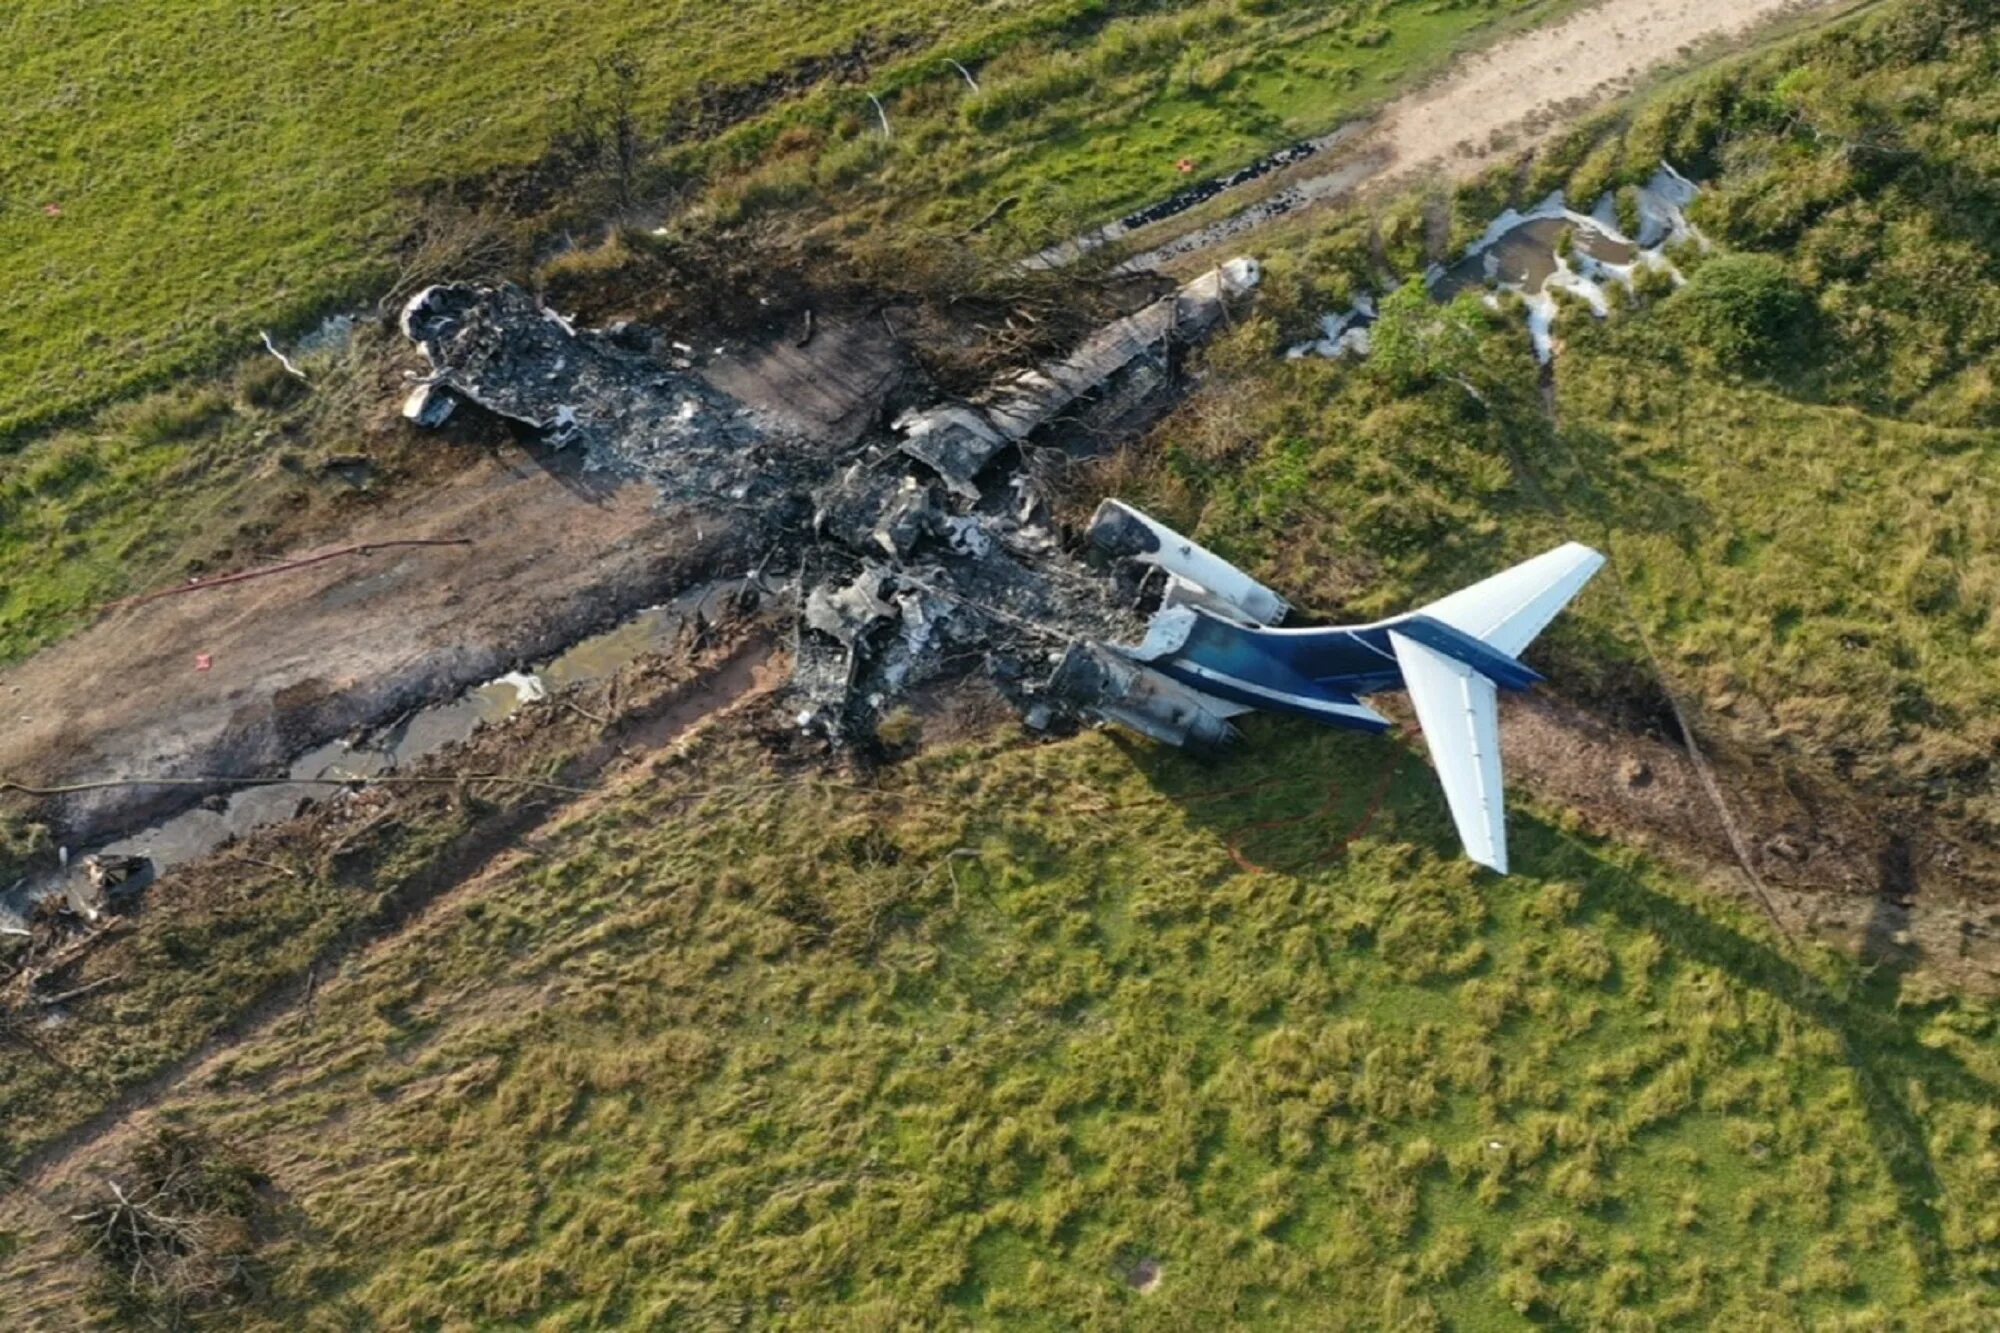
[1088,500,1290,626]
[1416,543,1605,658]
[1388,630,1507,874]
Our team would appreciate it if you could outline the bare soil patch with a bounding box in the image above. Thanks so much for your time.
[1499,692,2000,991]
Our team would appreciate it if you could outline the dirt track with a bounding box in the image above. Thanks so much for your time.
[0,311,909,847]
[1127,0,1868,270]
[0,451,743,842]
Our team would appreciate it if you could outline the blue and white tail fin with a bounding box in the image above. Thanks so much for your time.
[1415,542,1606,659]
[1393,543,1605,873]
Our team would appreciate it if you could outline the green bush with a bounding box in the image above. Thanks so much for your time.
[1615,184,1643,240]
[1367,284,1484,392]
[0,809,53,888]
[1669,252,1811,373]
[237,354,309,411]
[1631,260,1678,302]
[122,389,232,447]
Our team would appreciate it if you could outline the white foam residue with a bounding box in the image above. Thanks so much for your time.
[1286,294,1376,359]
[1290,165,1700,366]
[1633,161,1706,250]
[1523,291,1559,362]
[1589,190,1619,234]
[1547,256,1609,319]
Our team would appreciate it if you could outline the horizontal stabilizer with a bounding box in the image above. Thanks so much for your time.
[1418,542,1605,658]
[1390,630,1507,873]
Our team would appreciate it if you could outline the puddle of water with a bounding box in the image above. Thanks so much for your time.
[1287,163,1704,364]
[2,580,752,926]
[1431,215,1636,301]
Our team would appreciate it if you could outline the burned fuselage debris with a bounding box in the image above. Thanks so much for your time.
[399,261,1264,743]
[401,283,789,506]
[893,260,1260,497]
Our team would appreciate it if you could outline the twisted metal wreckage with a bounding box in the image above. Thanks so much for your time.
[399,260,1600,873]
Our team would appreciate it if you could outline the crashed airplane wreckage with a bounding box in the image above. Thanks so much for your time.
[398,258,1600,873]
[1067,505,1604,873]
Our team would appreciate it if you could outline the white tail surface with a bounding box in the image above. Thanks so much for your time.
[1390,630,1508,873]
[1393,542,1605,873]
[1418,542,1605,658]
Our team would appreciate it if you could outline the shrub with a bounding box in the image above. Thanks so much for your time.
[1631,260,1678,303]
[237,353,309,411]
[123,389,232,446]
[1615,185,1643,240]
[1367,284,1484,392]
[73,1128,269,1326]
[1669,252,1810,373]
[0,808,53,887]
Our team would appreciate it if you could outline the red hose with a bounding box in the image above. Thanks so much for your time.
[101,538,472,612]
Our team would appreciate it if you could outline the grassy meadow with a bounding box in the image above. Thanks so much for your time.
[0,358,331,668]
[16,722,1999,1327]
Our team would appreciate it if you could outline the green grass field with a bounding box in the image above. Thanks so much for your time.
[29,724,2000,1327]
[0,329,391,668]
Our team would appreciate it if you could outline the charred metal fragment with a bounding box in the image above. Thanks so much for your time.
[1046,641,1240,747]
[399,282,780,505]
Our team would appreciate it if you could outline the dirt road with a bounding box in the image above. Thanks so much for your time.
[1126,0,1868,270]
[0,451,744,842]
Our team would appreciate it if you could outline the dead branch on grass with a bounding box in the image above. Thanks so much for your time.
[71,1128,266,1323]
[380,198,521,312]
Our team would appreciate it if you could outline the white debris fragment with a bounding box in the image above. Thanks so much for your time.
[941,515,994,558]
[297,311,357,357]
[494,671,548,705]
[259,330,309,383]
[401,382,456,427]
[1524,289,1559,363]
